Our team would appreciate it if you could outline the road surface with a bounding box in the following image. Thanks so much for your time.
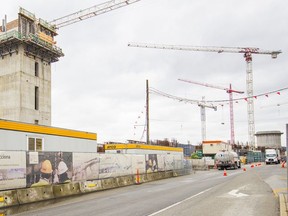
[2,164,286,216]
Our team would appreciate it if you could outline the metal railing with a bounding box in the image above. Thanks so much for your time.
[0,30,63,56]
[19,7,36,20]
[0,30,22,42]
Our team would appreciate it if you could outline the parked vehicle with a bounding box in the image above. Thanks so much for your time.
[214,151,241,170]
[265,149,280,164]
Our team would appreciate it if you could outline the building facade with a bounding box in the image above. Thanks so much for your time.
[202,140,232,156]
[0,119,97,152]
[255,131,283,148]
[0,8,63,125]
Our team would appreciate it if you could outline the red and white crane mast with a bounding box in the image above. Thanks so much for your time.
[128,42,281,148]
[178,78,244,144]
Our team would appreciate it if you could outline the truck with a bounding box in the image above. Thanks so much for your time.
[265,149,280,165]
[214,151,241,170]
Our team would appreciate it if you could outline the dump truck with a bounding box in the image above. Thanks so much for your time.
[214,151,241,170]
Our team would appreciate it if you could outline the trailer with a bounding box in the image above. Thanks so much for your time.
[214,151,241,170]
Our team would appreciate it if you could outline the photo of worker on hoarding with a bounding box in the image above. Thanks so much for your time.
[146,154,158,173]
[26,151,73,187]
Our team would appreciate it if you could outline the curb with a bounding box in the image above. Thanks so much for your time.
[279,193,288,216]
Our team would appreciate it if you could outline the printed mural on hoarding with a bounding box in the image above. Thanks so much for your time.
[164,154,175,171]
[99,154,132,178]
[131,155,146,174]
[145,154,158,173]
[26,151,73,187]
[0,150,185,190]
[72,153,100,181]
[157,154,165,171]
[0,151,26,191]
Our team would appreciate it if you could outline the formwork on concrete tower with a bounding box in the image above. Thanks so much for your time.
[0,8,64,125]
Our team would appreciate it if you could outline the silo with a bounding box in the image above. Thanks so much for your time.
[255,131,283,148]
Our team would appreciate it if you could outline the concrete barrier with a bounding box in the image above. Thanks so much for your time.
[79,180,102,193]
[140,174,148,183]
[17,185,54,204]
[101,178,118,190]
[0,168,190,209]
[116,176,134,187]
[53,182,81,198]
[164,171,173,178]
[146,173,154,181]
[0,190,19,208]
[152,173,159,180]
[191,159,209,170]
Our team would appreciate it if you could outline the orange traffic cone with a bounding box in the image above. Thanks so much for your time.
[135,169,141,184]
[223,169,227,176]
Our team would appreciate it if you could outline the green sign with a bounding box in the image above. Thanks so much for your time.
[196,150,203,157]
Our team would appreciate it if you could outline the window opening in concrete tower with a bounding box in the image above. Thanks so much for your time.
[35,86,39,110]
[35,62,39,77]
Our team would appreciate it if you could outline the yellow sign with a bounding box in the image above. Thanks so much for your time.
[105,143,183,152]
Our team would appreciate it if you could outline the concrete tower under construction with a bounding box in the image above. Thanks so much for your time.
[0,8,63,125]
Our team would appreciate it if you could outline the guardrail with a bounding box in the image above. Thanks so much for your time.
[0,30,22,42]
[0,30,63,56]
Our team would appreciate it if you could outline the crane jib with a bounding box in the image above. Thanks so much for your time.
[50,0,141,29]
[128,43,281,56]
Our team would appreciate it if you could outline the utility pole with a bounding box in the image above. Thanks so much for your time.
[146,80,150,144]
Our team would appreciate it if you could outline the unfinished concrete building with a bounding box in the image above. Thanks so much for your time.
[0,8,63,125]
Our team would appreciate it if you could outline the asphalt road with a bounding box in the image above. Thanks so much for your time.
[3,164,286,216]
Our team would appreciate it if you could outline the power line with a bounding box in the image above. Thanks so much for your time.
[206,87,288,103]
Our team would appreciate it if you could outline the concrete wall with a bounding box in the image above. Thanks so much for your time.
[0,129,97,152]
[0,45,51,125]
[255,131,282,148]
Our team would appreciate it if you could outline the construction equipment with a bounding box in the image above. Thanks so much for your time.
[149,87,217,142]
[128,42,282,148]
[49,0,141,29]
[0,1,142,125]
[178,78,244,144]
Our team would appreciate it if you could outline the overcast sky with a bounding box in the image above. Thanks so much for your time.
[2,0,287,146]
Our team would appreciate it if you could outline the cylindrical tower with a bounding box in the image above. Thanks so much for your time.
[255,131,283,148]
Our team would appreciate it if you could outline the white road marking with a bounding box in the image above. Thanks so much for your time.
[228,189,248,198]
[147,187,213,216]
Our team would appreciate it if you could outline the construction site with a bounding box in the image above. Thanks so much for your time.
[0,0,286,147]
[0,1,287,215]
[0,0,286,157]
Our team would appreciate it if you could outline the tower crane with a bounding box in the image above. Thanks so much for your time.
[178,78,244,144]
[149,87,217,142]
[49,0,141,29]
[128,42,282,148]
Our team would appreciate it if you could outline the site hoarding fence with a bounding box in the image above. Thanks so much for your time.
[0,151,191,191]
